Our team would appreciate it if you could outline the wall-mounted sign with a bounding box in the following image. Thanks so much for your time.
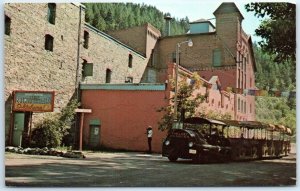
[13,91,55,112]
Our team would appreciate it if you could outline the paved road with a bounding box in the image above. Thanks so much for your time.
[5,151,296,187]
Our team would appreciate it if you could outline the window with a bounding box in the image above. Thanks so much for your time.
[83,31,89,49]
[238,69,240,89]
[244,101,246,113]
[221,93,224,108]
[128,54,133,68]
[106,69,112,83]
[238,98,240,111]
[244,74,246,89]
[125,77,133,83]
[250,104,252,113]
[45,34,54,51]
[172,52,176,63]
[5,15,11,36]
[241,100,243,113]
[47,3,56,24]
[212,49,221,67]
[82,60,93,77]
[150,49,155,67]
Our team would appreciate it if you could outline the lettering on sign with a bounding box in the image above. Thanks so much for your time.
[13,91,55,112]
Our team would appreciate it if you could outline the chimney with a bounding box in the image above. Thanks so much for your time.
[164,14,172,36]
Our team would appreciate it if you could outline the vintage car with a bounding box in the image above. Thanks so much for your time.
[162,125,231,163]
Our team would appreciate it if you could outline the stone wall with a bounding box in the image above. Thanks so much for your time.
[4,3,85,142]
[80,24,148,84]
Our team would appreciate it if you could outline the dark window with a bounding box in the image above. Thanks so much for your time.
[106,69,112,83]
[241,100,243,112]
[45,34,54,51]
[83,31,89,49]
[5,15,11,36]
[125,77,133,83]
[238,98,240,111]
[172,52,176,63]
[238,69,240,89]
[82,60,93,77]
[47,3,56,24]
[128,54,133,68]
[244,101,246,113]
[212,49,221,67]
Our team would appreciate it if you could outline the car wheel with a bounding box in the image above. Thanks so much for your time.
[168,155,178,162]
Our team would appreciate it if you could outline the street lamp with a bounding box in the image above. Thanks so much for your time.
[173,39,193,127]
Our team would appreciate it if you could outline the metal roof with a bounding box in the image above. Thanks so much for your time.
[184,117,226,125]
[80,83,166,91]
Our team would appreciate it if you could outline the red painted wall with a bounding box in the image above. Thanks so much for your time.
[197,68,236,90]
[81,89,168,153]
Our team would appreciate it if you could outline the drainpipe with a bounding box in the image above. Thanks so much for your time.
[74,4,82,149]
[75,4,82,100]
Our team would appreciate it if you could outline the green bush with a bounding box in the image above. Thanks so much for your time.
[31,117,62,148]
[31,99,79,148]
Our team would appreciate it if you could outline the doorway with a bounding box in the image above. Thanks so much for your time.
[89,125,100,148]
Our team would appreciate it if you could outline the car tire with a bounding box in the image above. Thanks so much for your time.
[168,155,178,162]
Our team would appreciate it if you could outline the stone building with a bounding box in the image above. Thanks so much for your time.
[4,3,85,146]
[4,2,256,152]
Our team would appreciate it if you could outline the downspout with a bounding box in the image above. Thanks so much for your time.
[74,4,82,149]
[75,4,82,100]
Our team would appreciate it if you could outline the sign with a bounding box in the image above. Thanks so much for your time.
[75,108,92,113]
[13,91,55,112]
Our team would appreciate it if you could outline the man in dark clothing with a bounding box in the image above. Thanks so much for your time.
[146,126,153,153]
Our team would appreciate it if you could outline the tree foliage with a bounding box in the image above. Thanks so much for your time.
[245,3,296,63]
[253,43,296,91]
[31,99,79,148]
[83,3,190,35]
[255,97,296,140]
[157,73,205,131]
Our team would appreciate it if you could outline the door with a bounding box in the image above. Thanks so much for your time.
[89,125,100,147]
[13,113,25,147]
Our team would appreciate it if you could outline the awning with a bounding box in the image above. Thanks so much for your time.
[184,117,226,125]
[89,119,101,126]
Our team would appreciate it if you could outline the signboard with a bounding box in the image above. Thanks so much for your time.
[75,108,92,113]
[13,91,55,112]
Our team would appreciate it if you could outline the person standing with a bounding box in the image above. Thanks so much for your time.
[146,126,153,153]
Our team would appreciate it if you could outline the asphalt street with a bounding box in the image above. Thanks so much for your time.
[5,149,296,187]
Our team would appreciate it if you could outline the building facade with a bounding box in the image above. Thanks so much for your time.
[4,2,256,152]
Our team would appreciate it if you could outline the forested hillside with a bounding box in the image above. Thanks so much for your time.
[253,44,296,92]
[83,3,190,35]
[254,44,296,139]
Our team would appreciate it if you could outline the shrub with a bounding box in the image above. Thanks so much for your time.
[31,117,62,148]
[31,99,79,148]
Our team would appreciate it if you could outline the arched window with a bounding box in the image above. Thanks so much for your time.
[45,34,54,51]
[47,3,56,24]
[5,15,11,36]
[83,31,89,49]
[128,54,133,68]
